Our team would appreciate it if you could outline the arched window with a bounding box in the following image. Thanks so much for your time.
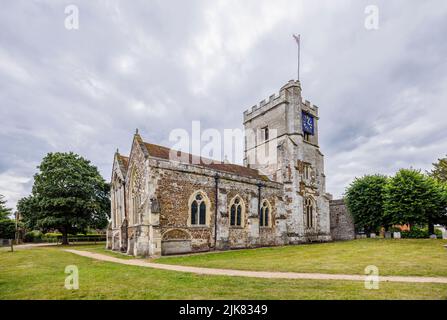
[304,197,315,229]
[229,196,244,227]
[113,182,119,228]
[189,191,210,226]
[130,167,140,225]
[260,200,271,227]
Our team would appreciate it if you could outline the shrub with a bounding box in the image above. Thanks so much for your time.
[24,230,43,242]
[44,232,62,238]
[401,227,429,239]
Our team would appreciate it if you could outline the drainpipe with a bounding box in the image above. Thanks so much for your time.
[122,180,128,252]
[214,174,219,250]
[257,183,262,233]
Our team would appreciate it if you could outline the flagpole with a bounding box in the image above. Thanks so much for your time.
[297,35,300,81]
[293,34,300,81]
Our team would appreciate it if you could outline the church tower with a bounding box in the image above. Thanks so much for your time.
[243,80,331,243]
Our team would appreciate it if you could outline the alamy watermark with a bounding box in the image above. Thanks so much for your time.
[364,5,379,30]
[64,4,79,30]
[364,265,379,289]
[65,265,79,290]
[168,121,278,167]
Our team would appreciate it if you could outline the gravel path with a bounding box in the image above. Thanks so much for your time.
[64,249,447,284]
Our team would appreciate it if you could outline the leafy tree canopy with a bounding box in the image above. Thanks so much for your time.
[0,194,12,220]
[344,174,388,232]
[17,152,110,244]
[383,169,447,227]
[0,219,16,239]
[431,156,447,183]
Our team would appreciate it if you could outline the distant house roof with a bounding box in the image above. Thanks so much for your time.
[143,142,270,181]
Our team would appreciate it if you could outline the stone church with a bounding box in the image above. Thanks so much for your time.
[107,80,342,257]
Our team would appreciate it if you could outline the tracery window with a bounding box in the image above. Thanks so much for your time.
[260,200,271,227]
[130,167,141,225]
[304,197,315,229]
[229,196,244,227]
[189,191,209,226]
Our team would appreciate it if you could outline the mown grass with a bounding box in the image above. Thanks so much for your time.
[1,246,447,299]
[155,239,447,277]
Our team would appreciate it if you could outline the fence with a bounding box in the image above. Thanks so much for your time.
[0,239,14,251]
[33,235,107,244]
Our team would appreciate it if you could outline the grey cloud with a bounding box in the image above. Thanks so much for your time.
[1,0,447,208]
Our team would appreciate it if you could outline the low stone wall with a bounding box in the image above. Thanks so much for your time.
[329,199,355,241]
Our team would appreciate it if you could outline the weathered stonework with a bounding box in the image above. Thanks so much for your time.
[107,80,350,257]
[329,199,355,241]
[244,80,332,244]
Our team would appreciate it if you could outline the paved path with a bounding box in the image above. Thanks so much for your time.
[65,249,447,284]
[1,242,58,251]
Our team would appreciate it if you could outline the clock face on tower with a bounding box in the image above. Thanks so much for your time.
[302,112,314,135]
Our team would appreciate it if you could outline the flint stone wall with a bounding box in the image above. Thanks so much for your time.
[329,199,355,241]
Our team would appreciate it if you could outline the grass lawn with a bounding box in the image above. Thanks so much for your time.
[0,242,447,299]
[155,239,447,277]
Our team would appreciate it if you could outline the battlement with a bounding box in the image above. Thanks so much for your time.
[243,80,318,123]
[301,99,318,113]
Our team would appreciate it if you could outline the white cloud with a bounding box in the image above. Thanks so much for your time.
[0,171,32,210]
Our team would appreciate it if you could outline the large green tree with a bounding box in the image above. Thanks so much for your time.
[0,194,12,219]
[17,152,110,244]
[384,169,447,233]
[0,195,15,239]
[431,156,447,183]
[0,219,16,239]
[344,174,388,233]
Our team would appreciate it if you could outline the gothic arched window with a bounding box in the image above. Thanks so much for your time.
[189,191,210,226]
[229,196,244,227]
[129,167,137,225]
[304,197,315,229]
[260,200,271,227]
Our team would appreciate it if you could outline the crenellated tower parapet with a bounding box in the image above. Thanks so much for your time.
[243,80,318,124]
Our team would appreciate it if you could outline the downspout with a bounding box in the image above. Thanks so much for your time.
[257,183,262,233]
[214,174,219,250]
[122,180,128,252]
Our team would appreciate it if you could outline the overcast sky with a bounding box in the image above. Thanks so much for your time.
[1,0,447,210]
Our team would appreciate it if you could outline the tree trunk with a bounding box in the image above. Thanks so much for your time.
[61,227,69,245]
[428,219,435,235]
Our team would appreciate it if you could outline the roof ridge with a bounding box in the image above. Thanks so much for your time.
[142,141,269,181]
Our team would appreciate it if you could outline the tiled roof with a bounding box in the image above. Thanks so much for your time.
[117,154,129,176]
[143,142,270,181]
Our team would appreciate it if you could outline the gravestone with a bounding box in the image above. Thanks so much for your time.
[393,232,401,239]
[430,234,437,239]
[385,231,392,239]
[370,233,376,238]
